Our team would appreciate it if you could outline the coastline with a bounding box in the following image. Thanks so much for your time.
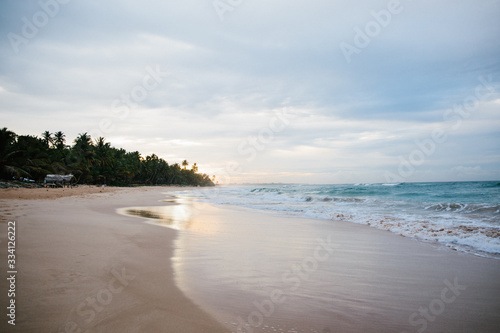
[136,192,500,333]
[0,186,229,332]
[160,198,500,333]
[1,186,499,332]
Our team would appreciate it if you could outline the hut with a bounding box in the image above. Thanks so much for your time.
[44,174,74,188]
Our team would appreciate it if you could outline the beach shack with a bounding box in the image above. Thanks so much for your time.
[44,174,74,188]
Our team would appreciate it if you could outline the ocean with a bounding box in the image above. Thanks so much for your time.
[185,181,500,258]
[120,181,500,331]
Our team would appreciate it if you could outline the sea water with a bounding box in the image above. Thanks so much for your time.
[181,181,500,258]
[122,182,500,331]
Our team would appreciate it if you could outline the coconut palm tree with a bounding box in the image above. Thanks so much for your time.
[0,128,24,179]
[91,137,113,184]
[0,128,215,186]
[70,133,95,183]
[0,127,16,156]
[41,131,53,148]
[53,131,66,150]
[168,163,182,184]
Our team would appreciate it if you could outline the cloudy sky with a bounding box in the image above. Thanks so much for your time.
[1,0,499,184]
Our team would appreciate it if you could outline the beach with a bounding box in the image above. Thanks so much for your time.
[0,186,229,332]
[1,186,500,332]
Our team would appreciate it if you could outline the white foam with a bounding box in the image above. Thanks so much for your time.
[181,185,500,257]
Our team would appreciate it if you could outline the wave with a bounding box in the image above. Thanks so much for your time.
[304,196,365,203]
[250,188,282,194]
[482,182,500,188]
[188,182,500,257]
[358,216,500,256]
[425,202,500,215]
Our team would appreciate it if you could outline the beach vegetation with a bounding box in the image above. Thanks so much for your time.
[0,128,214,187]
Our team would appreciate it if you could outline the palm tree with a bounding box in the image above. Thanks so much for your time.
[53,131,66,150]
[1,128,214,186]
[92,137,113,184]
[0,128,24,179]
[168,163,182,184]
[0,127,16,156]
[94,137,111,164]
[142,154,162,184]
[41,131,53,148]
[9,134,52,181]
[70,133,95,183]
[74,133,93,156]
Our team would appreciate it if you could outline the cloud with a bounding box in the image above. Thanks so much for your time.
[1,0,499,183]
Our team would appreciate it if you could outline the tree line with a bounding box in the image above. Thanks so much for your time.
[0,127,215,187]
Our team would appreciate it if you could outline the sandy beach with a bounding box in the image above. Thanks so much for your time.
[0,186,229,332]
[2,1,499,332]
[1,186,499,332]
[0,186,124,201]
[134,195,500,333]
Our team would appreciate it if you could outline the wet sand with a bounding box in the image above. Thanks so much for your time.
[1,186,500,332]
[127,195,500,333]
[0,186,229,332]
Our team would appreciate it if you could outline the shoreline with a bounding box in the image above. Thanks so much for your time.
[0,186,229,332]
[137,194,500,333]
[0,185,202,200]
[1,186,499,332]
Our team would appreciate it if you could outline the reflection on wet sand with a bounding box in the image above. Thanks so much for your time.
[118,193,500,333]
[118,196,220,235]
[120,198,192,230]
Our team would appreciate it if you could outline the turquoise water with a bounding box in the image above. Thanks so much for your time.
[185,181,500,257]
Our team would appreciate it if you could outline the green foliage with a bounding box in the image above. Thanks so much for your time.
[0,128,215,187]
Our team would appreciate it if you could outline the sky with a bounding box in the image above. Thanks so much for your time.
[1,0,499,184]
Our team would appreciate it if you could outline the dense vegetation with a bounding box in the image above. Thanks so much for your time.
[0,127,215,186]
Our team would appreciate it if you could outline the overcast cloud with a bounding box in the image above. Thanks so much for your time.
[1,0,499,183]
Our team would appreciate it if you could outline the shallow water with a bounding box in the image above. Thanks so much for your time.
[177,182,500,258]
[120,193,500,333]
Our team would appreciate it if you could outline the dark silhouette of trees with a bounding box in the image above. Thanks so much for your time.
[0,128,214,187]
[54,131,66,150]
[0,127,23,179]
[42,131,53,148]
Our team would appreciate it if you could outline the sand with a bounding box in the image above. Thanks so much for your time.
[0,186,229,332]
[1,186,499,332]
[122,196,500,333]
[0,185,152,201]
